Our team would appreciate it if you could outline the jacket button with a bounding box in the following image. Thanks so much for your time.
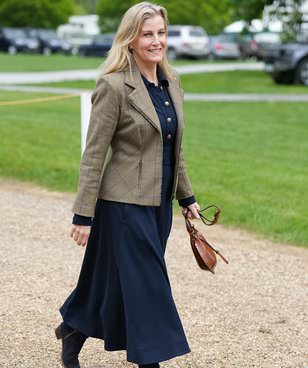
[167,133,172,139]
[164,101,170,106]
[167,117,172,123]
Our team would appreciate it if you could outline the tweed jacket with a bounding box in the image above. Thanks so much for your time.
[72,60,194,218]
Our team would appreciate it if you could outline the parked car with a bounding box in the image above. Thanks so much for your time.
[0,27,39,54]
[238,31,281,60]
[209,33,240,59]
[264,42,308,85]
[26,28,72,55]
[167,25,210,60]
[78,33,114,57]
[57,15,100,55]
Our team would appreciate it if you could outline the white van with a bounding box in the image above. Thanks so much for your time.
[57,15,100,54]
[167,25,210,60]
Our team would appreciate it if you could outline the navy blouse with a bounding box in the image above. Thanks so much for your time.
[73,67,195,226]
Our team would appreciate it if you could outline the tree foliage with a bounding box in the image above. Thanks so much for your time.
[96,0,236,34]
[75,0,100,13]
[267,0,305,41]
[230,0,273,21]
[0,0,75,28]
[231,0,306,40]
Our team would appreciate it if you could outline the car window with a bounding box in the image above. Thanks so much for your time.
[4,28,26,38]
[217,34,237,42]
[189,29,205,37]
[168,30,181,37]
[95,35,114,43]
[27,30,37,38]
[254,33,280,43]
[39,30,58,39]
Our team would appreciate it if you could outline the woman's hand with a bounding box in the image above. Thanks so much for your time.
[70,225,91,247]
[182,202,201,220]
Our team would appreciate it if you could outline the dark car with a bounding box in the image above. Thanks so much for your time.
[26,28,72,55]
[0,27,39,54]
[209,33,240,59]
[78,33,114,57]
[264,42,308,85]
[238,31,281,60]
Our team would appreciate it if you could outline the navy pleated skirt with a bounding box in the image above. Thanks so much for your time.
[60,164,190,365]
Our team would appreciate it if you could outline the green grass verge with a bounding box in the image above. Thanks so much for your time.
[184,101,308,247]
[0,52,253,72]
[0,90,307,246]
[0,91,81,191]
[181,70,308,94]
[0,53,103,72]
[27,71,308,94]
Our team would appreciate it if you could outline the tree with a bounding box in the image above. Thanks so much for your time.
[96,0,236,34]
[76,0,100,13]
[230,0,305,40]
[96,0,137,32]
[0,0,75,28]
[229,0,273,21]
[161,0,235,34]
[266,0,306,41]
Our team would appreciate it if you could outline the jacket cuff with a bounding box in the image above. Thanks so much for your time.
[72,214,92,226]
[178,195,196,207]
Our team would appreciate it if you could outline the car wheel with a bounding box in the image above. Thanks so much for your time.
[239,51,246,60]
[273,74,293,85]
[43,47,51,56]
[8,45,17,55]
[167,48,177,61]
[296,58,308,85]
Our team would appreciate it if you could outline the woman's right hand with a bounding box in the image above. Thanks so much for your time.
[70,225,91,247]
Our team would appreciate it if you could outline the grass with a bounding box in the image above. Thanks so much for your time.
[0,90,307,246]
[0,52,252,72]
[27,71,308,94]
[0,91,81,191]
[181,70,308,94]
[0,53,103,72]
[184,101,308,247]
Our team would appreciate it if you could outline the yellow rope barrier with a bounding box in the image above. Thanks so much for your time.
[0,93,80,107]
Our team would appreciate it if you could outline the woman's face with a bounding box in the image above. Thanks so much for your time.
[130,14,166,67]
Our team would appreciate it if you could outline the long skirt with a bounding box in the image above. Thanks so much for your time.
[60,164,190,365]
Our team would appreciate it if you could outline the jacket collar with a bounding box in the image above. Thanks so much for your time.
[141,66,169,88]
[124,57,184,136]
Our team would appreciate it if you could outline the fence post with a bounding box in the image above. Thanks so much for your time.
[80,92,92,155]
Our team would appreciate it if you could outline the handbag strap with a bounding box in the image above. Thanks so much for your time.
[199,205,221,226]
[199,236,229,264]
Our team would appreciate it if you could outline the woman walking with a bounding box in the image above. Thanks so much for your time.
[56,2,200,368]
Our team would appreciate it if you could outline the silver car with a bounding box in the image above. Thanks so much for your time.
[209,33,240,59]
[167,25,210,60]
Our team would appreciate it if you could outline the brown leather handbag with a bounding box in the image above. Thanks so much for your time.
[184,205,229,273]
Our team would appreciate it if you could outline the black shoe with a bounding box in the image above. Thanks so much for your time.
[55,322,87,368]
[138,364,160,368]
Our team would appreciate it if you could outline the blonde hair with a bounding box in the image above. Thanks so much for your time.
[101,2,173,80]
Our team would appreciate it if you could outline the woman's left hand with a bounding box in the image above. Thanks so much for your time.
[182,202,201,220]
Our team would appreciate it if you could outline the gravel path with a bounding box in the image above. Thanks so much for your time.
[0,179,307,368]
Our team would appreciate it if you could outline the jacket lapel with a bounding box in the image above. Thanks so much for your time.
[124,59,185,147]
[125,61,161,132]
